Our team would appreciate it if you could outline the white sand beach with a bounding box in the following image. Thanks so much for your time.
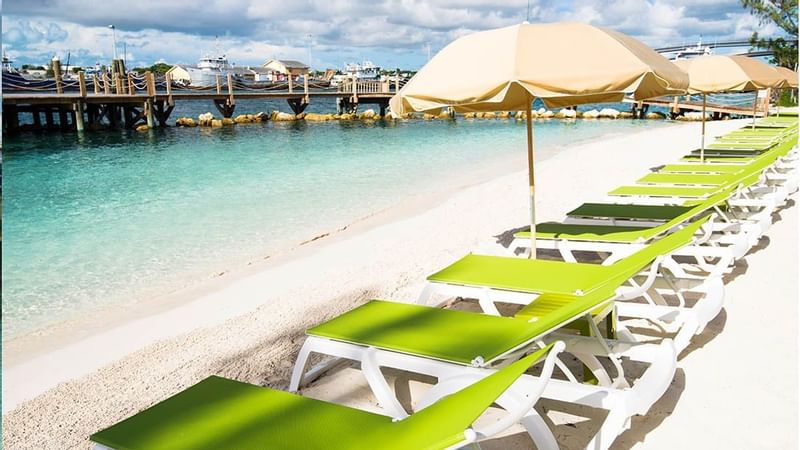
[3,118,797,449]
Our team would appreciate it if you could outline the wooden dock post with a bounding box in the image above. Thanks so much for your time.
[227,73,235,107]
[104,73,111,94]
[79,71,87,97]
[216,75,222,94]
[395,69,400,92]
[352,75,358,104]
[53,59,63,94]
[304,75,309,103]
[146,71,156,97]
[114,74,122,95]
[93,74,100,94]
[288,74,293,94]
[165,72,174,106]
[75,71,87,132]
[74,102,85,132]
[127,72,135,95]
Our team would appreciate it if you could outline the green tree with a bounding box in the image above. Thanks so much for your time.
[740,0,798,69]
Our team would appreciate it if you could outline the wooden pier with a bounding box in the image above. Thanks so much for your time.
[2,71,401,134]
[624,94,769,119]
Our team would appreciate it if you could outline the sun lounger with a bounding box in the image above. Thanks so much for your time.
[292,293,677,450]
[421,219,722,353]
[90,345,564,450]
[507,189,752,265]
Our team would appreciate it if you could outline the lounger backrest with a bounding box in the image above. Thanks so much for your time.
[596,216,709,292]
[392,344,555,447]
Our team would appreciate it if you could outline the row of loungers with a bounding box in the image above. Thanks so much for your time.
[91,115,799,450]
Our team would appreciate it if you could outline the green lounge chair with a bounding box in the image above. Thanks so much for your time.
[508,188,752,264]
[90,345,563,450]
[421,218,722,353]
[292,292,676,450]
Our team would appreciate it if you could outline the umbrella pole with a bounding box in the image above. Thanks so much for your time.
[752,91,757,129]
[526,95,536,259]
[701,94,706,163]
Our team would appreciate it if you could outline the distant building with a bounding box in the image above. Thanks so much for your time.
[166,65,192,83]
[262,59,309,81]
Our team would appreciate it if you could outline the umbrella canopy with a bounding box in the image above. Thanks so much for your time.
[389,22,688,257]
[673,55,785,160]
[775,66,799,89]
[672,55,783,94]
[390,22,688,114]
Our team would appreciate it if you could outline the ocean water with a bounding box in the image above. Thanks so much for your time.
[2,99,673,338]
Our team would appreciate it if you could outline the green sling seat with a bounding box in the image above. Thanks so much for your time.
[513,189,731,245]
[427,218,705,298]
[90,347,556,450]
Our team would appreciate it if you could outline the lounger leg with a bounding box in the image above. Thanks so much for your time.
[417,282,435,305]
[585,407,631,450]
[520,411,560,450]
[361,348,410,419]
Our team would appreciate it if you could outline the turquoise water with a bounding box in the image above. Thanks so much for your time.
[2,107,672,338]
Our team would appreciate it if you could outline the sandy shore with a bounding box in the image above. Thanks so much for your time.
[4,118,795,449]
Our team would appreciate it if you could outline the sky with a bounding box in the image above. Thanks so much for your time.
[1,0,787,70]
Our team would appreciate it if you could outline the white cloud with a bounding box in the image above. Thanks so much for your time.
[2,1,792,69]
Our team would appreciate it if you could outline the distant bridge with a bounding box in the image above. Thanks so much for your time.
[654,38,798,57]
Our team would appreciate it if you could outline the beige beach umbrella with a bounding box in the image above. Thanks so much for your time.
[390,21,688,258]
[773,66,798,116]
[775,66,799,89]
[673,55,784,161]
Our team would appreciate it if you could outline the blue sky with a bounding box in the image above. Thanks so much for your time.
[1,0,786,70]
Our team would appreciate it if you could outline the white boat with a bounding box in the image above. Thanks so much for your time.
[331,61,382,86]
[672,40,713,60]
[185,54,239,86]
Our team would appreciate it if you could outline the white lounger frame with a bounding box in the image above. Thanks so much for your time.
[291,331,676,450]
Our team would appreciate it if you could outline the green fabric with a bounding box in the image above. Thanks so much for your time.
[567,203,693,220]
[609,185,717,198]
[308,300,556,364]
[516,222,656,243]
[706,142,773,151]
[91,347,554,450]
[636,172,736,186]
[430,218,706,298]
[427,254,612,296]
[659,164,747,174]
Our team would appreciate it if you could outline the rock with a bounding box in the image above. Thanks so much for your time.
[296,112,306,120]
[211,119,223,127]
[423,113,436,120]
[646,111,667,120]
[680,111,709,121]
[234,114,252,124]
[497,111,511,119]
[176,117,197,127]
[555,108,577,119]
[271,111,297,121]
[438,110,453,119]
[537,108,547,115]
[463,112,476,119]
[540,110,554,118]
[359,109,377,120]
[255,112,269,122]
[305,113,334,122]
[135,124,149,132]
[619,111,635,119]
[198,112,215,126]
[483,112,496,119]
[222,118,234,126]
[339,113,355,120]
[582,109,600,119]
[598,108,620,119]
[474,112,485,118]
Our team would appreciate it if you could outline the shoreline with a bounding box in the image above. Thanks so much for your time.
[2,120,650,360]
[1,120,749,433]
